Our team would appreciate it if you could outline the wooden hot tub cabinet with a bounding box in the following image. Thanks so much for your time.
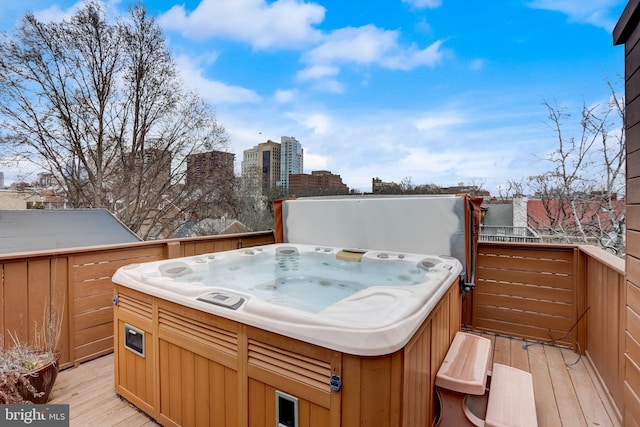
[113,279,462,426]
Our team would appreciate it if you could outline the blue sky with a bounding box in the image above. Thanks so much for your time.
[0,0,627,194]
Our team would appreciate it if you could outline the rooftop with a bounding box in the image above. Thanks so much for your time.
[0,209,140,254]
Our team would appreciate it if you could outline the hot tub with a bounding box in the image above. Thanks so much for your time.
[112,243,462,356]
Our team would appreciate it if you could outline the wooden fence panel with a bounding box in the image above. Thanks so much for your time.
[472,242,577,346]
[3,262,30,347]
[0,231,276,368]
[583,248,626,414]
[470,242,625,416]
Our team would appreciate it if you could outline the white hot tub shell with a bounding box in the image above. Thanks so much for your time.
[112,243,462,356]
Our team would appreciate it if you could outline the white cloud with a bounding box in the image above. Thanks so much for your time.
[158,0,325,49]
[290,112,333,135]
[32,0,121,23]
[273,89,298,104]
[526,0,623,30]
[470,59,486,71]
[174,55,261,104]
[302,25,444,73]
[415,113,467,133]
[402,0,443,9]
[303,152,330,170]
[297,65,340,81]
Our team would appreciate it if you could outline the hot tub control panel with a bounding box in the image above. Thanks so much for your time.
[197,292,245,310]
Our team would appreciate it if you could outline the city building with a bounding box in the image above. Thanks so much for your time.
[241,136,306,196]
[131,147,172,187]
[289,170,349,196]
[241,140,281,194]
[279,136,303,192]
[186,150,235,187]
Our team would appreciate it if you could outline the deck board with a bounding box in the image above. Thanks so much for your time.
[46,334,620,427]
[48,354,157,427]
[474,331,621,427]
[562,347,620,427]
[544,344,586,426]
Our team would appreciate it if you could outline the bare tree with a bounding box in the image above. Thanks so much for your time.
[496,178,526,200]
[0,1,229,239]
[528,85,625,254]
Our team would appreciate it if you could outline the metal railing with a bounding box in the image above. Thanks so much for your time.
[479,225,541,243]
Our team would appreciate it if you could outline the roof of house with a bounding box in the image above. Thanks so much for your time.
[189,218,250,236]
[526,199,626,231]
[481,202,514,226]
[0,209,141,254]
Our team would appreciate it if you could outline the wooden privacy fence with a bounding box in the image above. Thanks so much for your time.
[467,241,625,416]
[0,231,276,369]
[1,234,628,416]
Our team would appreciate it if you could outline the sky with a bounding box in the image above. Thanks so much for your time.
[0,0,628,194]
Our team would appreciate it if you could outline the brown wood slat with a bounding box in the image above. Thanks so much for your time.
[468,331,620,426]
[248,341,330,380]
[545,345,586,425]
[474,293,573,318]
[478,244,574,260]
[630,307,640,350]
[158,310,238,367]
[521,342,560,426]
[627,63,640,106]
[74,335,112,360]
[631,283,640,326]
[630,231,640,260]
[475,306,572,332]
[564,348,619,427]
[73,255,161,282]
[627,120,640,154]
[158,310,237,351]
[75,322,113,347]
[509,338,529,372]
[72,246,165,267]
[118,292,153,319]
[629,206,640,233]
[477,267,573,289]
[626,355,640,416]
[475,280,573,303]
[74,306,112,331]
[629,177,640,205]
[630,149,640,180]
[3,262,29,346]
[73,277,114,299]
[49,354,157,426]
[248,340,331,393]
[492,335,510,366]
[628,332,640,373]
[74,292,113,315]
[477,253,574,275]
[625,383,640,427]
[629,87,640,129]
[473,318,573,347]
[27,259,50,345]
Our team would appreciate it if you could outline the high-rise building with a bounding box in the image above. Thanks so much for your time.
[279,136,303,191]
[186,150,235,187]
[241,140,281,193]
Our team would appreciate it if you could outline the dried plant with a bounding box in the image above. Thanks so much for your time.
[0,294,64,403]
[0,370,37,404]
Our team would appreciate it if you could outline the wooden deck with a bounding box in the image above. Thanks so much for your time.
[48,353,157,426]
[47,333,620,427]
[475,331,620,427]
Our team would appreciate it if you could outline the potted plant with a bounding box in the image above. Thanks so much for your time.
[0,298,63,404]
